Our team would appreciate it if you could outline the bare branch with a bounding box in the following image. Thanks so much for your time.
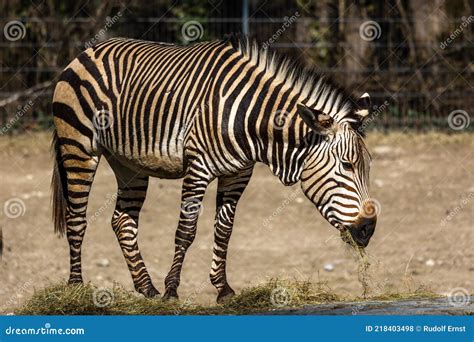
[0,81,53,108]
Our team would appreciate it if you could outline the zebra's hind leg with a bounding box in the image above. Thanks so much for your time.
[63,156,100,285]
[211,166,253,303]
[108,159,159,298]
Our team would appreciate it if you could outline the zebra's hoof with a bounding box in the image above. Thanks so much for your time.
[216,285,235,304]
[162,288,179,301]
[138,285,161,298]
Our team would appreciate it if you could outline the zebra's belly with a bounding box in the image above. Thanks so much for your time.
[104,150,187,179]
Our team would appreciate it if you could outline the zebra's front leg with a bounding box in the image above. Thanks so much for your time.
[163,165,214,300]
[211,166,254,303]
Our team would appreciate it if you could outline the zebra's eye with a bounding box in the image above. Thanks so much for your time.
[341,162,353,171]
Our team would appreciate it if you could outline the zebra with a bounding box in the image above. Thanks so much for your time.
[51,36,377,302]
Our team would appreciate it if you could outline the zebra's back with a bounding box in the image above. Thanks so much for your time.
[53,38,233,178]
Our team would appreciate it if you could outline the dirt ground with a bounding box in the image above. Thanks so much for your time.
[0,131,472,313]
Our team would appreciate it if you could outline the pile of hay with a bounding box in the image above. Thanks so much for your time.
[17,279,437,315]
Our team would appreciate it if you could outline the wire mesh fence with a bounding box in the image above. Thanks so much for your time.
[0,13,472,133]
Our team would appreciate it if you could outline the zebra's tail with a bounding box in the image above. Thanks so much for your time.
[51,130,67,237]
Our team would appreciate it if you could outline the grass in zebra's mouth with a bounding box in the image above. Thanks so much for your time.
[340,229,371,298]
[16,279,438,315]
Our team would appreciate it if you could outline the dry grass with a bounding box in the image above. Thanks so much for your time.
[17,280,439,315]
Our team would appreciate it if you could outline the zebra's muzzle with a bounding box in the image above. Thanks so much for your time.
[341,216,376,248]
[343,217,377,247]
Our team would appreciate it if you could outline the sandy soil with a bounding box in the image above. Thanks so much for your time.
[0,132,472,313]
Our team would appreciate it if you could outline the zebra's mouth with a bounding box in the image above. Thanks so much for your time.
[339,227,352,244]
[338,225,367,248]
[340,224,371,248]
[335,223,351,243]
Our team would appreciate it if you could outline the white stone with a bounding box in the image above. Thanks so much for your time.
[425,259,435,267]
[323,263,335,272]
[96,258,110,267]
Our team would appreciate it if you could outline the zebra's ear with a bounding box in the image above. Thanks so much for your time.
[355,92,371,121]
[296,104,334,134]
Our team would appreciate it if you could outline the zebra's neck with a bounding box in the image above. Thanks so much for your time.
[217,37,355,184]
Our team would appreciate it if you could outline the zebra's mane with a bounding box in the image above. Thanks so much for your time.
[227,35,357,123]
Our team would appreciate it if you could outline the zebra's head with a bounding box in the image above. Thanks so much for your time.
[297,93,376,247]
